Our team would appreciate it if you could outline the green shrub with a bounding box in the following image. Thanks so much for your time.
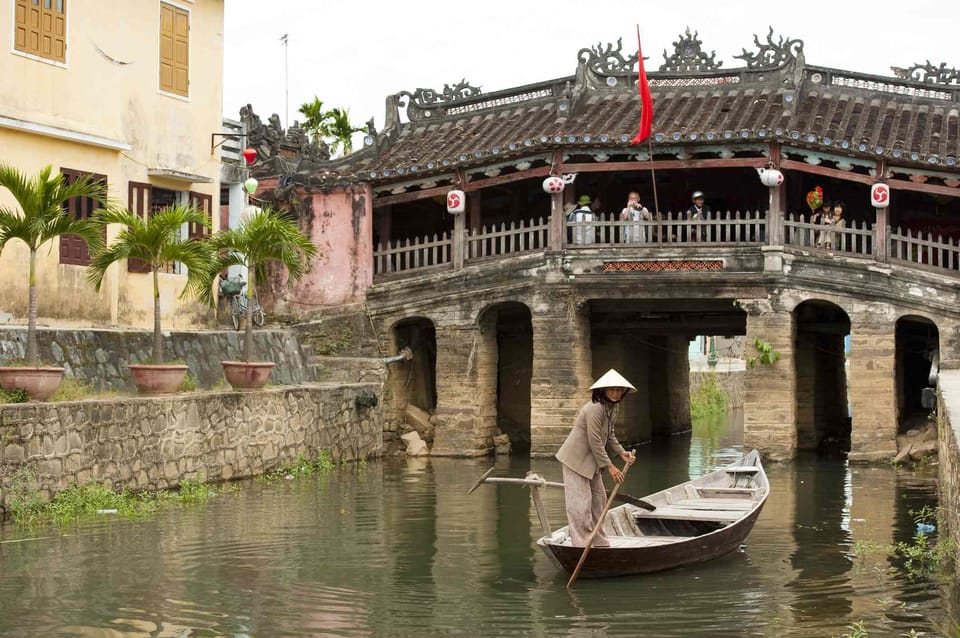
[690,373,729,420]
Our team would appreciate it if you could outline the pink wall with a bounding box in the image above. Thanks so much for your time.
[283,184,373,310]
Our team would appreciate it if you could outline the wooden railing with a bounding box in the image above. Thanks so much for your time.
[372,211,960,280]
[784,215,874,257]
[374,233,452,276]
[466,217,550,261]
[565,210,766,246]
[890,227,960,271]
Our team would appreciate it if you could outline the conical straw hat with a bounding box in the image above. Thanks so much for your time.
[589,369,637,391]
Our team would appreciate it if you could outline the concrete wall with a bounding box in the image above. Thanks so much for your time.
[0,382,382,513]
[0,1,224,329]
[0,326,311,391]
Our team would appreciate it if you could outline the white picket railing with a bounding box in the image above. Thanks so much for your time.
[466,217,550,261]
[784,215,874,257]
[890,227,960,272]
[565,210,766,246]
[374,233,452,276]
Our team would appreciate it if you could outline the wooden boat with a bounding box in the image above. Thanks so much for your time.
[536,449,769,578]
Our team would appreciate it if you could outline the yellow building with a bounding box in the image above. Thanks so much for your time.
[0,0,224,328]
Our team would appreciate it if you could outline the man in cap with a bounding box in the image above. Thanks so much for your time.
[555,369,637,547]
[686,190,711,241]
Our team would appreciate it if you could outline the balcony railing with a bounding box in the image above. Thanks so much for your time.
[372,210,960,280]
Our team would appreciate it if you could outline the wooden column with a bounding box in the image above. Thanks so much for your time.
[452,212,465,270]
[767,142,785,246]
[874,206,888,262]
[549,191,564,250]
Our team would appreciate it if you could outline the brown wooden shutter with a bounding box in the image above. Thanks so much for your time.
[127,181,152,273]
[15,0,66,63]
[188,191,212,239]
[159,2,189,96]
[59,168,106,266]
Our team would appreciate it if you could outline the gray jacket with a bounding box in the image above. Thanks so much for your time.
[555,401,625,479]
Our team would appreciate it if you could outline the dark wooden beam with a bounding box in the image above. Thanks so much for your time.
[373,166,552,207]
[887,177,960,198]
[374,184,452,208]
[779,159,876,185]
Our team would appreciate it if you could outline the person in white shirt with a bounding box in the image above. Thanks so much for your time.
[619,191,651,243]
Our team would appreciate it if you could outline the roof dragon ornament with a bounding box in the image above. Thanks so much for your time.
[733,27,804,69]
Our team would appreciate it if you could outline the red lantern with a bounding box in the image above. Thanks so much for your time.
[242,147,257,165]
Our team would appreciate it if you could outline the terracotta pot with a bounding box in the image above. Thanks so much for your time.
[221,361,275,390]
[0,367,65,401]
[128,364,188,395]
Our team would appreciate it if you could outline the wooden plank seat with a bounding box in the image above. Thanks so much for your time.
[724,466,760,474]
[696,486,759,498]
[633,506,744,523]
[553,534,697,548]
[672,498,755,511]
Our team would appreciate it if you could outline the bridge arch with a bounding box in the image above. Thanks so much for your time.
[794,300,851,455]
[895,315,940,433]
[389,317,438,447]
[476,301,533,454]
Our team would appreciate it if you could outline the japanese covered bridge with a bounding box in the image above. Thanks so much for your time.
[240,28,960,461]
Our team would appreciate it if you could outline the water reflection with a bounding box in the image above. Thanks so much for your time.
[0,412,953,637]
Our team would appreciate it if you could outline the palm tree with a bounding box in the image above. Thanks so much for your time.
[87,205,214,364]
[0,164,107,365]
[206,206,317,363]
[324,107,364,156]
[298,96,332,144]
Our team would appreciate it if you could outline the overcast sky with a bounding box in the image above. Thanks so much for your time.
[223,0,960,133]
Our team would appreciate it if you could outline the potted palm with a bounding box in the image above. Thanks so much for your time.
[207,205,316,390]
[87,204,213,394]
[0,164,107,400]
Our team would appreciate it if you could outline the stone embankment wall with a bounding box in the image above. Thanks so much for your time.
[938,371,960,557]
[0,383,382,512]
[0,327,311,391]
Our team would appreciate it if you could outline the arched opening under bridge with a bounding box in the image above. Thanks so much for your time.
[477,302,533,454]
[588,298,747,445]
[391,318,438,445]
[794,301,851,456]
[895,316,940,433]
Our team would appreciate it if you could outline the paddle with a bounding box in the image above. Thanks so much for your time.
[567,460,631,589]
[466,467,656,510]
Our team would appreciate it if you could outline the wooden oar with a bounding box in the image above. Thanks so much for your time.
[567,460,631,589]
[467,468,656,510]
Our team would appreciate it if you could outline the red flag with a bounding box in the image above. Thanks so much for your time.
[631,26,653,145]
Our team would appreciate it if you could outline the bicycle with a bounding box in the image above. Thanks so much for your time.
[220,276,265,330]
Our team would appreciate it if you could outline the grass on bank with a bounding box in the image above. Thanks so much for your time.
[261,451,366,481]
[5,467,218,527]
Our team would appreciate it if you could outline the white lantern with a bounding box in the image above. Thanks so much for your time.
[757,167,784,187]
[542,176,565,193]
[446,189,465,214]
[243,177,259,194]
[870,182,891,208]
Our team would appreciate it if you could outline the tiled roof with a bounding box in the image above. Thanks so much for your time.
[264,31,960,188]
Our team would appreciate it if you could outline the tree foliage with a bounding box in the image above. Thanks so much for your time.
[298,96,365,157]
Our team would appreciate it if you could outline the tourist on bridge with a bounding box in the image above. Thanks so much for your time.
[825,201,846,250]
[555,369,637,547]
[686,191,711,242]
[620,191,652,243]
[813,200,834,248]
[569,195,595,245]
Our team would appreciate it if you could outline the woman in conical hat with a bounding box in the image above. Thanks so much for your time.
[555,369,637,547]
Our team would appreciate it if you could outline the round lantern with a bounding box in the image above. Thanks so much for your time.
[870,182,890,208]
[241,147,257,165]
[243,177,259,194]
[542,176,565,193]
[758,167,784,187]
[446,189,465,214]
